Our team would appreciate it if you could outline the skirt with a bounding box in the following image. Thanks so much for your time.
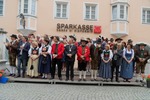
[27,55,39,77]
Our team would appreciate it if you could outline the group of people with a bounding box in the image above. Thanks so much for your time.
[5,33,150,82]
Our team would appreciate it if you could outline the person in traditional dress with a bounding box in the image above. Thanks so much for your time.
[90,38,102,81]
[65,35,77,81]
[135,43,149,82]
[77,38,90,81]
[27,42,39,78]
[120,44,134,82]
[111,44,123,82]
[38,39,51,79]
[5,34,18,77]
[99,45,113,82]
[86,38,92,73]
[51,36,64,80]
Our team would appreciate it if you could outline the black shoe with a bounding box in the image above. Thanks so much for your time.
[50,77,54,80]
[71,79,74,81]
[78,79,82,81]
[83,79,86,81]
[91,79,94,81]
[94,79,98,81]
[140,80,143,83]
[116,80,120,83]
[9,74,13,76]
[15,75,20,78]
[59,77,62,80]
[12,74,16,77]
[111,79,113,82]
[135,80,139,82]
[66,78,69,81]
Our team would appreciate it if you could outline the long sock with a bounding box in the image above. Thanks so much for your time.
[83,71,86,79]
[45,74,48,78]
[91,70,94,79]
[94,70,97,79]
[9,66,13,74]
[79,71,82,79]
[12,66,16,74]
[42,73,45,78]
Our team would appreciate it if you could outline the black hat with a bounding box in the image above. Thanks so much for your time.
[80,39,88,44]
[69,35,76,41]
[110,38,114,42]
[115,38,123,42]
[96,39,101,44]
[138,43,147,46]
[10,34,17,39]
[128,39,133,43]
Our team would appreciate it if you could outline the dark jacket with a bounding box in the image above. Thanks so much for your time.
[112,49,123,66]
[135,49,149,64]
[65,44,77,62]
[18,42,30,59]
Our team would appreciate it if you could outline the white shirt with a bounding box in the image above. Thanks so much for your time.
[39,45,52,55]
[20,42,26,55]
[123,49,134,59]
[28,47,39,57]
[101,50,113,59]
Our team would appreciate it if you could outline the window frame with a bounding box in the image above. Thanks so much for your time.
[111,4,128,21]
[54,0,69,19]
[84,2,99,21]
[0,0,5,16]
[142,7,150,24]
[18,0,37,17]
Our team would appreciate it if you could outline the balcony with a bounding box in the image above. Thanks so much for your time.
[111,21,129,37]
[17,15,37,36]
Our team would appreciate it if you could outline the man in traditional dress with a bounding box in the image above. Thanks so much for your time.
[51,36,64,80]
[135,43,149,82]
[90,38,102,81]
[5,34,18,77]
[77,38,90,81]
[65,35,77,81]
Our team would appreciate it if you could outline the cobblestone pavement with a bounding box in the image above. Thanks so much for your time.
[0,83,150,100]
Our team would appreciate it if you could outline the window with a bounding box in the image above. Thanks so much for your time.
[0,0,4,16]
[142,8,150,24]
[55,2,68,19]
[85,4,98,20]
[24,0,28,14]
[19,0,37,16]
[112,4,128,20]
[112,5,117,19]
[31,0,36,15]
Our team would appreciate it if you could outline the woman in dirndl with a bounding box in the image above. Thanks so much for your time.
[38,39,52,79]
[27,41,39,78]
[99,44,113,82]
[120,44,134,82]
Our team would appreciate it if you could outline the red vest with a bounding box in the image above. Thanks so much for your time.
[51,43,64,59]
[77,46,90,61]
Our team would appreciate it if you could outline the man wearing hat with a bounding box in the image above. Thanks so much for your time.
[109,38,114,50]
[64,35,77,81]
[77,38,90,81]
[113,38,123,50]
[5,34,18,77]
[90,38,102,81]
[135,43,149,82]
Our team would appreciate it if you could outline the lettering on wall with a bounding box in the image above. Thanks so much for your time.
[56,23,101,34]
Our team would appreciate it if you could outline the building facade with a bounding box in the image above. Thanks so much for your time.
[0,0,150,44]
